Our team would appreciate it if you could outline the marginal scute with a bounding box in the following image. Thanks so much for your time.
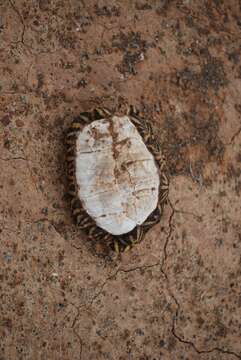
[75,116,160,235]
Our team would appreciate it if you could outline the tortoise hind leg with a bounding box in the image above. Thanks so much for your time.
[113,237,130,254]
[124,226,145,251]
[119,209,163,252]
[127,104,140,117]
[112,226,145,253]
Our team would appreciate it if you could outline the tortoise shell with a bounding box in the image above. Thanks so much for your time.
[66,107,168,253]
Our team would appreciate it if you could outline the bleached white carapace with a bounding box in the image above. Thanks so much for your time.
[66,107,169,253]
[75,116,160,235]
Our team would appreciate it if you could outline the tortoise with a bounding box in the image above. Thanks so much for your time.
[66,106,169,253]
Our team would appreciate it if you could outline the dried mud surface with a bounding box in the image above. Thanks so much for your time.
[0,1,241,359]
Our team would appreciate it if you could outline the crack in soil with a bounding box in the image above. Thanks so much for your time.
[226,126,241,146]
[160,199,175,271]
[69,262,160,358]
[0,153,40,194]
[8,0,26,45]
[88,262,160,307]
[35,199,240,358]
[70,303,83,360]
[173,207,203,222]
[172,311,241,359]
[160,199,241,359]
[8,0,61,55]
[0,156,27,161]
[35,205,241,358]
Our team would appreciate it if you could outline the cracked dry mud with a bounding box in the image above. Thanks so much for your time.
[0,1,240,360]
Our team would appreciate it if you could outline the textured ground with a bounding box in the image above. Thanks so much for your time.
[0,1,241,359]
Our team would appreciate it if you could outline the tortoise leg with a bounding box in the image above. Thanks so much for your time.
[143,207,162,228]
[112,236,132,253]
[66,112,92,149]
[117,237,130,253]
[135,226,145,244]
[114,239,120,254]
[123,245,131,252]
[114,226,145,253]
[94,107,111,119]
[112,213,162,253]
[128,109,155,148]
[128,104,140,117]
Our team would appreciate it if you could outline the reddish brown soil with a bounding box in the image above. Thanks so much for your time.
[0,1,240,359]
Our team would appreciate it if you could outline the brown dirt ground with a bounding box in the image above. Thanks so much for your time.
[0,1,241,359]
